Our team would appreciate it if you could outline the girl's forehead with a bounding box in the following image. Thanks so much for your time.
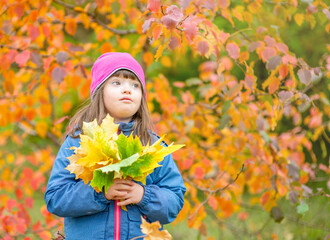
[110,74,139,81]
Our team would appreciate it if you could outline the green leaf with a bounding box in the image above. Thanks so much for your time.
[97,153,140,174]
[91,153,140,191]
[222,100,231,114]
[297,200,309,214]
[116,133,143,159]
[90,171,115,192]
[259,131,270,144]
[219,113,231,129]
[121,154,157,178]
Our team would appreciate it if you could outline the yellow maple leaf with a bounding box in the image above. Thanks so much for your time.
[140,218,172,240]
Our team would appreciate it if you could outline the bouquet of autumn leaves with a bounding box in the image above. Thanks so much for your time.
[65,114,184,195]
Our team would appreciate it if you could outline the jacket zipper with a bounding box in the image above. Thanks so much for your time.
[114,200,121,240]
[115,128,121,240]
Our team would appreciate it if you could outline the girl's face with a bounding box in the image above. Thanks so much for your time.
[103,74,142,123]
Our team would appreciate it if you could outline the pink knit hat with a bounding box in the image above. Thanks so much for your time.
[90,52,145,100]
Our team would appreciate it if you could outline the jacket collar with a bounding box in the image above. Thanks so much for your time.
[117,120,135,134]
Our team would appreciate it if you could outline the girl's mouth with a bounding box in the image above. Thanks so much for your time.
[120,97,133,102]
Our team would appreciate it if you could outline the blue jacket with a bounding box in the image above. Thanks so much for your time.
[44,121,186,240]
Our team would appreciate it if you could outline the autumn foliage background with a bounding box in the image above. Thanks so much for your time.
[0,0,329,239]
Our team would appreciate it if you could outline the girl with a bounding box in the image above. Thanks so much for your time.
[45,52,186,240]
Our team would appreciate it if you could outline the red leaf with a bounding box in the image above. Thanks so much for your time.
[169,35,180,50]
[25,197,34,208]
[226,42,240,59]
[276,43,289,54]
[219,0,230,9]
[183,158,193,169]
[173,81,185,88]
[194,166,204,179]
[180,0,192,9]
[147,0,161,12]
[28,24,40,41]
[267,55,281,70]
[42,23,51,37]
[244,74,255,90]
[260,47,276,62]
[264,35,276,47]
[54,116,69,125]
[14,3,25,19]
[202,0,216,10]
[31,51,43,67]
[32,221,42,231]
[248,41,262,52]
[23,167,33,179]
[7,199,17,211]
[297,68,311,85]
[278,91,293,102]
[52,67,67,83]
[161,5,183,30]
[182,16,198,43]
[218,31,230,44]
[6,49,17,64]
[208,195,218,210]
[15,188,23,200]
[142,18,155,33]
[197,41,209,56]
[56,51,69,64]
[15,50,30,67]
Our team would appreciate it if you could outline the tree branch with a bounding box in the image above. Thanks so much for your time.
[188,164,244,220]
[52,0,137,35]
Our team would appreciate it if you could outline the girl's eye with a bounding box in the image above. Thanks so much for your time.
[132,83,140,88]
[112,81,120,85]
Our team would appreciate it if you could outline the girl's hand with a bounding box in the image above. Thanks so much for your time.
[104,179,144,206]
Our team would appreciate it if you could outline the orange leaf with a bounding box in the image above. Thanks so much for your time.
[268,77,280,94]
[279,64,288,79]
[25,109,36,121]
[36,121,48,138]
[143,52,154,66]
[37,231,52,240]
[80,81,90,99]
[62,101,72,113]
[40,103,52,118]
[119,38,131,50]
[65,18,77,36]
[101,42,113,54]
[160,56,171,67]
[152,24,163,40]
[3,79,15,94]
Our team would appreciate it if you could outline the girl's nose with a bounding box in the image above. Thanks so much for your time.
[121,83,131,94]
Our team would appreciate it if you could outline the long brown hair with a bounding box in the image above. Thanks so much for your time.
[68,70,155,145]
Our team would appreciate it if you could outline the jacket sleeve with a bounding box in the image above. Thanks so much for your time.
[44,135,110,218]
[137,153,186,224]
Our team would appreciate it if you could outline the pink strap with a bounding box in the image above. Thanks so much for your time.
[114,200,121,240]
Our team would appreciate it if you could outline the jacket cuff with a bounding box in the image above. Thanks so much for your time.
[137,184,150,208]
[95,190,111,204]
